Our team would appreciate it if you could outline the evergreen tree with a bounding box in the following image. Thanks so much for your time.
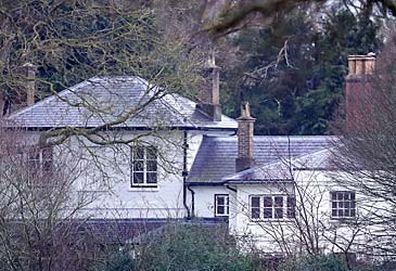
[222,8,381,135]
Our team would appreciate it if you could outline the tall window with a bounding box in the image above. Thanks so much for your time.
[131,145,158,187]
[331,191,356,218]
[26,147,53,176]
[250,195,295,220]
[214,194,229,217]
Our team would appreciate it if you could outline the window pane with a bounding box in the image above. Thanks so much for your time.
[287,208,295,218]
[337,193,343,200]
[264,197,272,207]
[331,192,336,200]
[345,209,350,217]
[275,197,283,207]
[147,161,157,172]
[133,146,144,159]
[217,196,224,205]
[287,197,295,207]
[133,161,144,171]
[264,208,272,219]
[332,209,337,217]
[146,173,157,184]
[275,208,283,219]
[251,197,260,208]
[338,209,344,217]
[251,208,260,219]
[146,146,157,160]
[217,206,225,215]
[133,173,144,184]
[287,197,296,218]
[351,193,355,201]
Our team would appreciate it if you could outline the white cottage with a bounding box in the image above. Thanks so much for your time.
[3,53,391,257]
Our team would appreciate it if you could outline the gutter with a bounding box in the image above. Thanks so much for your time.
[182,131,191,219]
[17,126,238,132]
[187,185,195,218]
[225,184,237,193]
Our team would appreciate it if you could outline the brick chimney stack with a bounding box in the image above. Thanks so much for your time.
[197,53,222,121]
[236,102,255,172]
[345,53,376,131]
[23,63,36,106]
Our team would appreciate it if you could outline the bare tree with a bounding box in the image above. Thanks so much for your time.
[198,0,396,38]
[0,0,202,147]
[0,118,106,270]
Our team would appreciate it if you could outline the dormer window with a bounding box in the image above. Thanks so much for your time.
[131,145,158,188]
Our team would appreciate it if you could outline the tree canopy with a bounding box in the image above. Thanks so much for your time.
[220,7,381,134]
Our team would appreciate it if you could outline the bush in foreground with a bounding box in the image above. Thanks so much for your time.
[95,223,260,271]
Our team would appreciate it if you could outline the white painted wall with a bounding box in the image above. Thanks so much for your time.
[188,186,229,218]
[14,129,211,219]
[71,130,206,219]
[228,166,394,256]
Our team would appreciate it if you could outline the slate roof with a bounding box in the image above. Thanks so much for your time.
[224,148,335,183]
[188,135,336,183]
[8,76,237,130]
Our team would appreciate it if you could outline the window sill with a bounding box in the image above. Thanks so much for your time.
[248,218,295,224]
[129,186,159,192]
[330,217,356,223]
[215,214,229,218]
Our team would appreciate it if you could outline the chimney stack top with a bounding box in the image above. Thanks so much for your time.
[348,53,376,77]
[237,102,255,121]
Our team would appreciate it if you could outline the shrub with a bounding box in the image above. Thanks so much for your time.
[95,223,261,271]
[280,254,349,271]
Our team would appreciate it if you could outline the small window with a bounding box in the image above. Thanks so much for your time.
[331,191,356,219]
[131,145,158,187]
[250,195,295,221]
[214,194,229,217]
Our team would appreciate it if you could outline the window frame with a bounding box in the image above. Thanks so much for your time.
[26,146,53,174]
[249,194,296,221]
[130,145,158,188]
[214,194,229,217]
[330,191,356,219]
[21,146,54,187]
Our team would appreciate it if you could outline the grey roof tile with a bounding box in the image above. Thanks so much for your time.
[8,76,237,130]
[188,135,336,183]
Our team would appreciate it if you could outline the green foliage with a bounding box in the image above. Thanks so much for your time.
[0,0,200,103]
[96,224,261,271]
[280,254,349,271]
[222,8,381,135]
[94,251,136,271]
